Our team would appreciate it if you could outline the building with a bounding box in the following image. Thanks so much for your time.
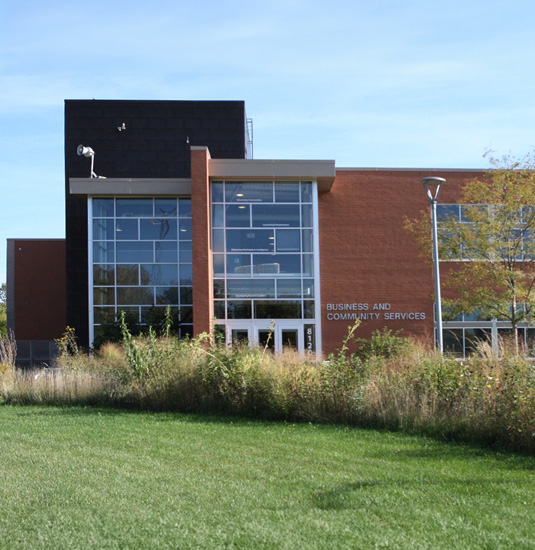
[9,99,528,364]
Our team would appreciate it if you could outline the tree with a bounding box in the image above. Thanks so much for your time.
[407,151,535,354]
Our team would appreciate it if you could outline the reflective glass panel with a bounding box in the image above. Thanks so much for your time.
[140,219,177,240]
[179,241,192,263]
[93,264,114,286]
[437,204,459,222]
[212,205,224,227]
[227,279,275,299]
[254,301,301,319]
[253,254,301,275]
[155,287,179,305]
[303,279,314,298]
[226,205,250,227]
[141,306,178,325]
[93,219,115,240]
[93,242,114,263]
[302,254,314,277]
[212,182,224,202]
[180,306,193,323]
[275,183,300,203]
[276,230,300,252]
[155,241,178,263]
[443,329,463,356]
[179,219,192,240]
[117,264,139,285]
[116,242,153,263]
[117,287,154,306]
[227,254,251,276]
[213,280,225,299]
[302,229,313,252]
[252,205,300,227]
[225,183,273,203]
[93,198,114,217]
[214,301,225,319]
[117,307,140,322]
[304,301,315,319]
[94,287,115,305]
[116,219,139,240]
[140,264,178,286]
[277,279,301,298]
[213,254,225,275]
[227,300,252,319]
[301,183,312,203]
[180,287,193,305]
[461,204,488,223]
[155,199,177,217]
[116,198,153,218]
[94,307,116,324]
[301,204,313,227]
[465,328,491,355]
[179,264,192,285]
[212,229,224,252]
[179,199,192,218]
[226,229,274,252]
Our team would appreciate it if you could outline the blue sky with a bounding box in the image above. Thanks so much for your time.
[1,0,535,286]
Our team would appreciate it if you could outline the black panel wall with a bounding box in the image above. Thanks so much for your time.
[65,100,247,347]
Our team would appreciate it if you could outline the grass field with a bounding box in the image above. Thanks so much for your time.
[0,405,534,549]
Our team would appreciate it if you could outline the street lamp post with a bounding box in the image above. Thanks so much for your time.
[421,177,446,354]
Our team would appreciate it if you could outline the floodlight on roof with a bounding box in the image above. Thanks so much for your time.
[76,144,105,178]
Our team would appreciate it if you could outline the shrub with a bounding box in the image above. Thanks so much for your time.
[355,327,412,361]
[3,321,535,452]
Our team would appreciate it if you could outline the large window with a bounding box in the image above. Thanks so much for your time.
[211,181,318,323]
[437,204,533,261]
[90,197,193,343]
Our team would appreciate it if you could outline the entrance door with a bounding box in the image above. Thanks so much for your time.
[257,323,303,353]
[230,327,251,346]
[225,322,305,353]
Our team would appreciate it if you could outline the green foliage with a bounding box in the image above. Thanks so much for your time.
[407,150,535,353]
[4,320,535,451]
[355,327,412,361]
[93,307,180,350]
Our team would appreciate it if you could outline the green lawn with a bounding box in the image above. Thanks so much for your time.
[0,405,533,549]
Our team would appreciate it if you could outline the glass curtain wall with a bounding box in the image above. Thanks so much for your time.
[211,181,319,351]
[89,197,193,344]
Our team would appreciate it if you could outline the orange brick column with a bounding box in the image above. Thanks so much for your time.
[191,146,214,337]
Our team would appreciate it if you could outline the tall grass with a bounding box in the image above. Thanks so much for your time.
[1,326,535,452]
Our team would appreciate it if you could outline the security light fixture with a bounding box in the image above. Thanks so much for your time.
[77,144,105,179]
[420,176,446,354]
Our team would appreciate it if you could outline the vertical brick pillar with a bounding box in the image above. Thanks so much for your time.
[191,146,213,337]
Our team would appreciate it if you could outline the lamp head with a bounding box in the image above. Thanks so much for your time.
[420,177,446,186]
[77,144,94,158]
[421,176,446,202]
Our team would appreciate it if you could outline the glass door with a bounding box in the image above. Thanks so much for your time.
[230,327,251,346]
[225,322,306,353]
[256,323,303,353]
[258,328,276,352]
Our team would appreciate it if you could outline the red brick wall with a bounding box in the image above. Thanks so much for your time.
[12,239,66,340]
[318,170,478,354]
[191,147,214,336]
